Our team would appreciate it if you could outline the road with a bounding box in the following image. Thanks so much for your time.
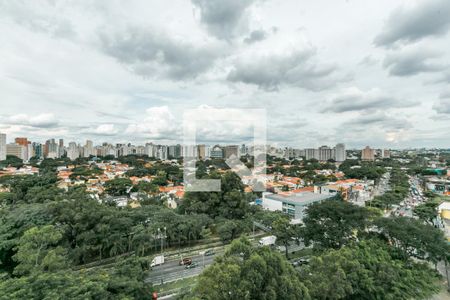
[145,251,220,285]
[146,239,306,285]
[390,175,426,218]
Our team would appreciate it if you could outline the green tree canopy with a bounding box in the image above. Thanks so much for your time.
[302,200,375,250]
[300,240,440,300]
[191,237,310,300]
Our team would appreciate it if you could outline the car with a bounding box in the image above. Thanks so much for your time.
[185,262,198,269]
[291,258,310,267]
[204,249,215,256]
[179,258,192,266]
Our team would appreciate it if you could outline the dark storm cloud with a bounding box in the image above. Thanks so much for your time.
[243,29,267,44]
[100,26,220,80]
[227,48,338,91]
[374,0,450,47]
[383,49,445,77]
[322,88,416,113]
[192,0,257,40]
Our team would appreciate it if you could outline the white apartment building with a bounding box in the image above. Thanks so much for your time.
[0,133,6,161]
[67,142,80,161]
[335,143,346,162]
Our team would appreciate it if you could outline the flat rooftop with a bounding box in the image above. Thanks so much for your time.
[265,192,332,206]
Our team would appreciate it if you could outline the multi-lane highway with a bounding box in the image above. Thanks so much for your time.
[145,251,221,285]
[146,239,308,286]
[391,175,425,218]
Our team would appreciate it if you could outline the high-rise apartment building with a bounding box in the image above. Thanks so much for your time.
[210,145,223,159]
[0,133,6,161]
[361,146,375,161]
[83,140,95,158]
[168,144,182,159]
[335,143,346,162]
[15,137,28,146]
[67,142,80,161]
[32,142,43,159]
[197,144,207,159]
[15,137,30,160]
[45,139,59,158]
[318,145,334,161]
[224,145,239,159]
[6,143,25,160]
[305,148,319,160]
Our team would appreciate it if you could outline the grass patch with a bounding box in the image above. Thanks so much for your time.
[156,276,198,294]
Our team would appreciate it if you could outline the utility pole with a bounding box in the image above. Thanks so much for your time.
[158,228,163,257]
[163,227,167,255]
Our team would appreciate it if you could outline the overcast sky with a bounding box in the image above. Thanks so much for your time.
[0,0,449,149]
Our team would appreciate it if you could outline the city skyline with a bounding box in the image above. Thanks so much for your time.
[0,131,397,163]
[1,1,450,148]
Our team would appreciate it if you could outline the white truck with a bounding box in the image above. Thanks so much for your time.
[259,235,277,246]
[150,255,165,267]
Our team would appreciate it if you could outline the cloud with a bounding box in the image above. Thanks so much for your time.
[337,112,413,145]
[227,43,338,91]
[7,113,59,128]
[192,0,257,40]
[435,72,450,84]
[343,112,412,130]
[358,55,378,66]
[125,106,179,139]
[322,87,414,113]
[100,26,221,80]
[0,1,77,39]
[383,47,446,77]
[243,29,267,44]
[89,124,119,136]
[440,90,450,99]
[433,98,450,114]
[374,0,450,47]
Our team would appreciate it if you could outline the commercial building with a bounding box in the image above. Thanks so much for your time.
[261,192,333,221]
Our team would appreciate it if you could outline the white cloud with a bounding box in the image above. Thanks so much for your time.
[7,113,59,128]
[125,106,179,140]
[90,124,118,136]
